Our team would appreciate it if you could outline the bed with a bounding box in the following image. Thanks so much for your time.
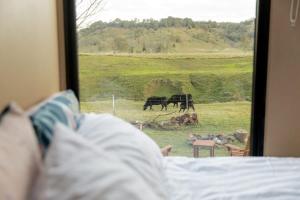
[1,90,300,200]
[80,113,300,200]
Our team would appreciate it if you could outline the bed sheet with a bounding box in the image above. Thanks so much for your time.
[163,156,300,200]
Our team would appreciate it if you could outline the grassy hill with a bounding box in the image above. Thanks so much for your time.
[78,17,255,53]
[79,53,253,103]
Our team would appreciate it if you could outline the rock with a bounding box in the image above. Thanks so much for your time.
[214,134,228,145]
[233,129,248,143]
[226,135,236,143]
[213,137,223,145]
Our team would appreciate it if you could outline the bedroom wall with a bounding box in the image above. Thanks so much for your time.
[264,0,300,156]
[0,0,65,110]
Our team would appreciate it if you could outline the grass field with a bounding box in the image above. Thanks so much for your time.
[79,52,253,157]
[79,53,253,103]
[81,100,251,157]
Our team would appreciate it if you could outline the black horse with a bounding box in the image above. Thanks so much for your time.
[167,94,193,108]
[143,96,167,111]
[179,101,195,112]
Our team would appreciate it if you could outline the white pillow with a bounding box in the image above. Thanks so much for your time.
[0,103,41,200]
[78,114,166,198]
[34,124,167,200]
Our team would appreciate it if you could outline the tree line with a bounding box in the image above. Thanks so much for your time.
[81,17,254,31]
[78,17,255,53]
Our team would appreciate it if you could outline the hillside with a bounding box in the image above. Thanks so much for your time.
[79,53,253,103]
[78,17,255,53]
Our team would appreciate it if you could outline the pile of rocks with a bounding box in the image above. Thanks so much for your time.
[188,130,248,145]
[188,133,234,145]
[170,113,199,126]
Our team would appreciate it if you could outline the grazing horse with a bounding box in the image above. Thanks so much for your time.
[143,96,167,111]
[179,101,195,112]
[167,94,193,108]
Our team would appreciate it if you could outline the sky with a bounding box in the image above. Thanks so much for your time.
[78,0,256,27]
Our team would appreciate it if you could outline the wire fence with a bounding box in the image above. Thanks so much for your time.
[80,95,250,121]
[79,94,251,137]
[81,93,252,105]
[82,94,197,114]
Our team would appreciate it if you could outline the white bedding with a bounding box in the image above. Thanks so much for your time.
[78,114,300,200]
[163,156,300,200]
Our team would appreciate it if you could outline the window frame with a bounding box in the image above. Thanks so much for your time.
[63,0,271,156]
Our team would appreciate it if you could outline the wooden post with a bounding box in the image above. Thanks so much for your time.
[186,94,188,112]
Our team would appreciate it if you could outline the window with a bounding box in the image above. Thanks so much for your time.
[63,0,270,157]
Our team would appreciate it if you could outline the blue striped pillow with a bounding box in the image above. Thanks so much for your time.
[29,90,79,148]
[53,90,79,115]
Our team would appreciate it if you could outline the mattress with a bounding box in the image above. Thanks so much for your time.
[163,156,300,200]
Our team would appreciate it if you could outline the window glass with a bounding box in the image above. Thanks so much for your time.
[76,0,256,157]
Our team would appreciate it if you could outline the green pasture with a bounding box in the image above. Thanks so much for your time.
[81,100,251,157]
[79,53,252,157]
[79,53,253,103]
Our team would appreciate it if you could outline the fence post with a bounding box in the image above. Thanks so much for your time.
[186,94,188,112]
[112,95,115,115]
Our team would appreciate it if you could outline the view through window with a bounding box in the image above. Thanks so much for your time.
[76,0,256,157]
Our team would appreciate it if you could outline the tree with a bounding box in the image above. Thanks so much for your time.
[113,37,128,52]
[76,0,106,29]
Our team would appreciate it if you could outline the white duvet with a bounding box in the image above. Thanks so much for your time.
[74,114,300,200]
[163,156,300,200]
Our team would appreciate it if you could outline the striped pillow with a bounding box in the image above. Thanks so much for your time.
[52,90,79,115]
[29,90,79,148]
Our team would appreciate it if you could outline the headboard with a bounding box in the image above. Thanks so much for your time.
[0,0,66,110]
